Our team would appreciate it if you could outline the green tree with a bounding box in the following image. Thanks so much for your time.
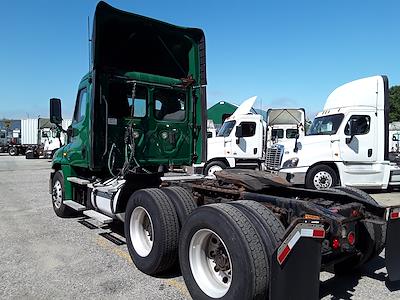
[389,85,400,122]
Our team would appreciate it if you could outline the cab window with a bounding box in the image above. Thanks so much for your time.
[236,122,256,137]
[272,129,284,139]
[344,115,370,135]
[154,88,186,121]
[127,86,147,118]
[286,129,299,138]
[217,121,236,137]
[73,88,87,123]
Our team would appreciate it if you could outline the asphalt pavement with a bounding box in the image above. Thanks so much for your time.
[0,153,400,299]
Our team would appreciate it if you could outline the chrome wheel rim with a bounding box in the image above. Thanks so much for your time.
[130,206,154,257]
[208,165,223,177]
[189,229,232,298]
[52,180,63,209]
[313,171,333,189]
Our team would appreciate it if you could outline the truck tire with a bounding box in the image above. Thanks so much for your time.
[161,186,197,226]
[229,200,285,257]
[8,147,18,156]
[305,164,338,190]
[125,188,179,275]
[204,161,227,177]
[51,170,75,217]
[179,203,269,300]
[333,186,378,206]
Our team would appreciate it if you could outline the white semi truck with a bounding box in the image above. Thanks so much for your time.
[266,75,400,190]
[205,96,305,176]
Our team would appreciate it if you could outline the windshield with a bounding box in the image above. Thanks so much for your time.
[217,120,236,137]
[308,114,344,135]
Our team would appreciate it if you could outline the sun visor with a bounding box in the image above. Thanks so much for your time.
[92,1,206,84]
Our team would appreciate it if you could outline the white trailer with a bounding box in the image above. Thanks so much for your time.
[266,75,400,190]
[8,118,72,158]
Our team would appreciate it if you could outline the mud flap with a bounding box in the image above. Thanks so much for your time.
[386,207,400,281]
[269,221,325,300]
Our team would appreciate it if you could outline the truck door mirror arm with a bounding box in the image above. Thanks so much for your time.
[293,133,300,152]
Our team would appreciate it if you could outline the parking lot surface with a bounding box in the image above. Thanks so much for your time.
[0,153,400,299]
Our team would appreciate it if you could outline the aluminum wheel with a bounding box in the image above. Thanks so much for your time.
[52,180,63,209]
[189,229,232,298]
[207,165,223,177]
[313,171,333,189]
[130,206,154,257]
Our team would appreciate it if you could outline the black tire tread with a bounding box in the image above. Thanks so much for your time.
[211,203,268,297]
[333,186,378,206]
[232,200,285,245]
[161,186,197,225]
[51,170,75,218]
[306,164,338,189]
[127,188,179,274]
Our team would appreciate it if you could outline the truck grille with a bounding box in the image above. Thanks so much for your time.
[266,144,284,170]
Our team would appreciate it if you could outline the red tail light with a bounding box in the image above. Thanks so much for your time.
[347,231,355,245]
[332,238,340,249]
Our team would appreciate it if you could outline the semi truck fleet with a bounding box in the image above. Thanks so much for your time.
[49,2,400,299]
[0,118,70,158]
[205,96,305,176]
[267,76,400,190]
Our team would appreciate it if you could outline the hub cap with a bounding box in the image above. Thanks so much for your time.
[130,206,154,257]
[313,171,333,189]
[207,165,223,177]
[52,180,63,209]
[189,229,232,298]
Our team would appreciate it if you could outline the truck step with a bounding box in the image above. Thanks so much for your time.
[64,200,87,211]
[67,177,90,185]
[83,210,113,224]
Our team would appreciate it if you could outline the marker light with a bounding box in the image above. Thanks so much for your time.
[332,238,340,250]
[347,232,355,245]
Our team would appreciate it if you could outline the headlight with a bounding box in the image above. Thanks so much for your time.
[282,157,299,168]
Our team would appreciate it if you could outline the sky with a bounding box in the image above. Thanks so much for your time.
[0,0,399,120]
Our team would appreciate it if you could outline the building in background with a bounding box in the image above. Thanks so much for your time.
[207,101,237,130]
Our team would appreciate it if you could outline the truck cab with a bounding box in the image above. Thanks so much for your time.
[267,75,400,189]
[205,96,265,175]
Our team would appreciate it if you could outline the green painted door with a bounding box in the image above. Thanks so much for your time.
[67,80,91,168]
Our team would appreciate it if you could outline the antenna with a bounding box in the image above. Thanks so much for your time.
[87,16,92,72]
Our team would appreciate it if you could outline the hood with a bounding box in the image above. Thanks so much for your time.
[228,96,257,119]
[281,134,334,167]
[92,1,206,84]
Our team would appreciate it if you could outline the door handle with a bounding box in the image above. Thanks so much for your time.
[368,149,372,157]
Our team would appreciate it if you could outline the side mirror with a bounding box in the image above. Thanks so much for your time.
[50,98,62,125]
[345,119,357,144]
[235,125,243,138]
[67,126,73,138]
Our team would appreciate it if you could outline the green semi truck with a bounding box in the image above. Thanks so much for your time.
[49,2,400,299]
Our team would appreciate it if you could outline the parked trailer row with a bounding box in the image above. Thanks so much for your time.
[48,2,400,299]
